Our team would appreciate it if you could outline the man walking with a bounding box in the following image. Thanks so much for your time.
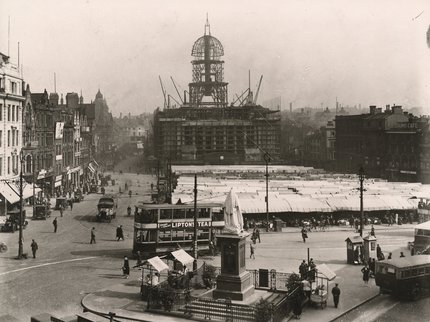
[60,205,64,217]
[69,199,73,211]
[90,227,96,244]
[116,225,124,241]
[332,283,341,308]
[256,228,261,243]
[31,239,38,258]
[301,227,308,243]
[53,217,58,233]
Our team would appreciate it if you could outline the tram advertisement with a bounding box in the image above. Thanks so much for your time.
[158,221,211,229]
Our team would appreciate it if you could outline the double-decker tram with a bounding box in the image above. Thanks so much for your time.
[375,255,430,300]
[133,202,224,258]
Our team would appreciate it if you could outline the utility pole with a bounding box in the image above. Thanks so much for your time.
[18,152,24,259]
[193,174,198,271]
[358,166,365,237]
[264,153,271,232]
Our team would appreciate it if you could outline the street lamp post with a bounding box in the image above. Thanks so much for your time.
[264,153,271,232]
[193,174,198,271]
[358,166,365,237]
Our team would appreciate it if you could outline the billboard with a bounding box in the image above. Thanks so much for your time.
[55,122,64,139]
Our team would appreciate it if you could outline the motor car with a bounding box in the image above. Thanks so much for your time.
[96,195,118,222]
[1,209,28,232]
[73,190,84,202]
[33,204,51,220]
[55,197,68,210]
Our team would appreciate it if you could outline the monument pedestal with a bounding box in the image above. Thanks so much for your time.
[213,234,254,301]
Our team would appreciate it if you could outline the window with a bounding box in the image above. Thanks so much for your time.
[160,209,172,220]
[12,106,15,121]
[0,130,2,147]
[7,130,10,147]
[16,130,18,146]
[16,106,19,122]
[0,104,2,121]
[7,105,10,121]
[0,157,2,176]
[11,130,14,147]
[7,157,10,174]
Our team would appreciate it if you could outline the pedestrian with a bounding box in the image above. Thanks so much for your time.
[387,252,392,260]
[299,260,308,280]
[53,217,58,233]
[361,265,370,284]
[129,190,132,198]
[116,225,124,241]
[301,227,308,243]
[69,199,73,211]
[31,239,38,258]
[292,294,302,319]
[150,183,154,190]
[250,243,255,259]
[122,256,130,278]
[90,227,96,244]
[331,283,341,308]
[370,225,375,237]
[256,228,261,243]
[127,205,132,216]
[135,251,143,267]
[60,205,63,217]
[400,252,405,258]
[302,279,311,302]
[308,258,316,282]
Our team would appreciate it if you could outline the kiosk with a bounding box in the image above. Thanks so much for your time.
[345,236,364,265]
[363,235,377,263]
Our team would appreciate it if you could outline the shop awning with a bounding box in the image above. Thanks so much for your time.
[171,249,194,266]
[316,264,336,281]
[88,164,96,173]
[147,256,169,272]
[0,181,20,204]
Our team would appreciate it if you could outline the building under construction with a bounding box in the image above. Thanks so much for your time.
[153,19,281,164]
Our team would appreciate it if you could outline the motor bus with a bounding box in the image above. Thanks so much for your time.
[418,195,430,223]
[375,255,430,300]
[132,202,224,258]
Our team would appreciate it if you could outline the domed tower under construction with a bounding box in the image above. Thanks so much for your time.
[188,17,228,107]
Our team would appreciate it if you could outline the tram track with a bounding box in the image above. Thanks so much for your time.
[331,293,403,322]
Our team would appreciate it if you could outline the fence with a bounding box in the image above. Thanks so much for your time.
[144,263,297,321]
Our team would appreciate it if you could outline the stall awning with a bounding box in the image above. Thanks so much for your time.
[171,249,195,265]
[0,181,20,204]
[147,256,169,272]
[316,264,336,281]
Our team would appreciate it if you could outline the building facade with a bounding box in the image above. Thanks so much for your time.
[0,53,24,179]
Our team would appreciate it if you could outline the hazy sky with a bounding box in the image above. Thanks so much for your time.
[1,0,430,116]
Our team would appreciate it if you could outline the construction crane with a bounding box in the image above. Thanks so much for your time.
[170,76,184,105]
[159,76,167,109]
[254,75,263,105]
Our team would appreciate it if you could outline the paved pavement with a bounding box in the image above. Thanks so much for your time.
[79,224,416,322]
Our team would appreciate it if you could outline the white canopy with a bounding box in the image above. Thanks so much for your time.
[171,249,194,266]
[316,264,336,281]
[147,256,169,272]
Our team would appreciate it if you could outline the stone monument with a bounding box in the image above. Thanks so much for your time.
[213,189,254,301]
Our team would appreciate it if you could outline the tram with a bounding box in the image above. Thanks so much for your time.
[375,255,430,300]
[132,202,224,257]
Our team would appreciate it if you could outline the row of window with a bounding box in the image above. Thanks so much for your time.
[0,154,21,176]
[0,104,21,122]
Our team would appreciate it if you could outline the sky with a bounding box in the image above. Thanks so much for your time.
[1,0,430,116]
